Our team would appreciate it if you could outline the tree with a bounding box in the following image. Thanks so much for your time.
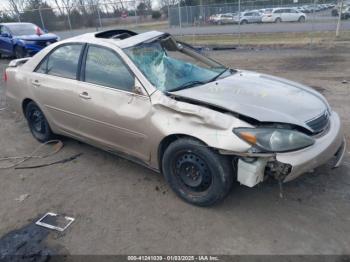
[137,2,147,17]
[152,10,162,19]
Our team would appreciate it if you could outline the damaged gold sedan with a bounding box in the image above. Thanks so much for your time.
[5,30,346,206]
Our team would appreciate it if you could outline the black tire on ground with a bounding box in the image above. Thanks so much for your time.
[240,20,248,25]
[25,101,55,143]
[275,17,282,23]
[298,16,306,22]
[14,46,26,59]
[162,138,234,206]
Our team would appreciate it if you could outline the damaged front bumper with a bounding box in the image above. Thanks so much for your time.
[277,112,345,182]
[221,112,346,187]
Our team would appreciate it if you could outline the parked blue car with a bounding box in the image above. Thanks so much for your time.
[0,22,59,58]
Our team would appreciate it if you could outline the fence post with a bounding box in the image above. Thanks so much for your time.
[238,0,241,46]
[168,4,170,28]
[135,0,138,28]
[65,6,72,31]
[39,6,46,30]
[310,0,317,46]
[336,0,344,37]
[178,1,182,28]
[96,4,102,30]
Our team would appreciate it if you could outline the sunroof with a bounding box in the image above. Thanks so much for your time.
[95,30,138,40]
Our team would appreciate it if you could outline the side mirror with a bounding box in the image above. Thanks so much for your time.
[134,78,145,95]
[1,33,10,38]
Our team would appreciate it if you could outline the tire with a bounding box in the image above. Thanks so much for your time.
[275,17,282,23]
[14,46,26,59]
[240,20,248,25]
[162,138,234,206]
[25,101,54,143]
[298,16,305,23]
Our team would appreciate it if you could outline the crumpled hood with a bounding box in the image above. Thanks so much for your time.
[15,33,58,41]
[171,70,329,131]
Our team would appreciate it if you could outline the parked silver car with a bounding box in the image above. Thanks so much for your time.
[233,11,263,24]
[5,30,346,206]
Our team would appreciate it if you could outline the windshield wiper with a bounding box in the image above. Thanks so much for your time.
[170,80,206,92]
[208,68,230,83]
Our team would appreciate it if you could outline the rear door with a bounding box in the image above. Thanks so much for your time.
[32,43,85,135]
[281,9,293,21]
[290,9,301,21]
[74,44,152,161]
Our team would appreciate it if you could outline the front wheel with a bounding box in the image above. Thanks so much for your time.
[162,138,234,206]
[298,16,306,22]
[240,20,248,25]
[275,17,282,23]
[25,101,55,143]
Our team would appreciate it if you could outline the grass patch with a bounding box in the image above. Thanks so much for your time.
[176,31,350,47]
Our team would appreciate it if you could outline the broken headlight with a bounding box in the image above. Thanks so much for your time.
[233,128,315,152]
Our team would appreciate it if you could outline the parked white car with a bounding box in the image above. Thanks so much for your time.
[208,13,234,25]
[261,8,306,23]
[232,11,263,24]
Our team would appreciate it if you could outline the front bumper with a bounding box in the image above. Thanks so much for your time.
[277,112,345,182]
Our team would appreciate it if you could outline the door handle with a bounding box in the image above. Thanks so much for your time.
[79,92,91,100]
[31,80,40,87]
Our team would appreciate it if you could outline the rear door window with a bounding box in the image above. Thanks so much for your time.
[36,44,83,79]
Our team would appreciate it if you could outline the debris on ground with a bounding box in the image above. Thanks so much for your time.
[36,213,75,232]
[15,194,30,202]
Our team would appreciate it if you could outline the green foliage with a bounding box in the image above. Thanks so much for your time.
[152,10,162,19]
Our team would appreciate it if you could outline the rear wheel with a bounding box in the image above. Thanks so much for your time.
[25,101,54,143]
[14,46,26,59]
[298,16,306,22]
[162,138,234,206]
[275,17,282,23]
[240,19,248,25]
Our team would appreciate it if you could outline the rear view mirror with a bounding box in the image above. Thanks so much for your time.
[160,36,179,51]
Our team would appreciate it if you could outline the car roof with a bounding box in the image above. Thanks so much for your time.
[63,30,166,49]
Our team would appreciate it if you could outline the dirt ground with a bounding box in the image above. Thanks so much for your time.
[0,45,350,256]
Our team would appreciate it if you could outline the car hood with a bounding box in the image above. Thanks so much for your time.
[14,33,58,41]
[171,70,329,131]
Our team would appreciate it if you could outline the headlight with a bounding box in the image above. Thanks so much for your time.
[233,128,315,152]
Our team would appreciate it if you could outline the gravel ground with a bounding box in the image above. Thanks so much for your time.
[0,45,349,256]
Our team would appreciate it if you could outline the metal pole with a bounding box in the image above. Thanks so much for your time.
[310,0,317,45]
[178,0,182,28]
[66,6,72,31]
[336,0,344,37]
[238,0,241,46]
[97,4,102,30]
[135,0,138,27]
[167,3,170,28]
[39,6,45,30]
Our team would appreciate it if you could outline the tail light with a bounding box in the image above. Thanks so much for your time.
[36,26,43,36]
[3,70,7,82]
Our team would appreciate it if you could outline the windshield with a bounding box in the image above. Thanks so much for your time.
[8,23,42,36]
[124,37,231,92]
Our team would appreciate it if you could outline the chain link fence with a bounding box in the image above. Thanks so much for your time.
[0,0,348,44]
